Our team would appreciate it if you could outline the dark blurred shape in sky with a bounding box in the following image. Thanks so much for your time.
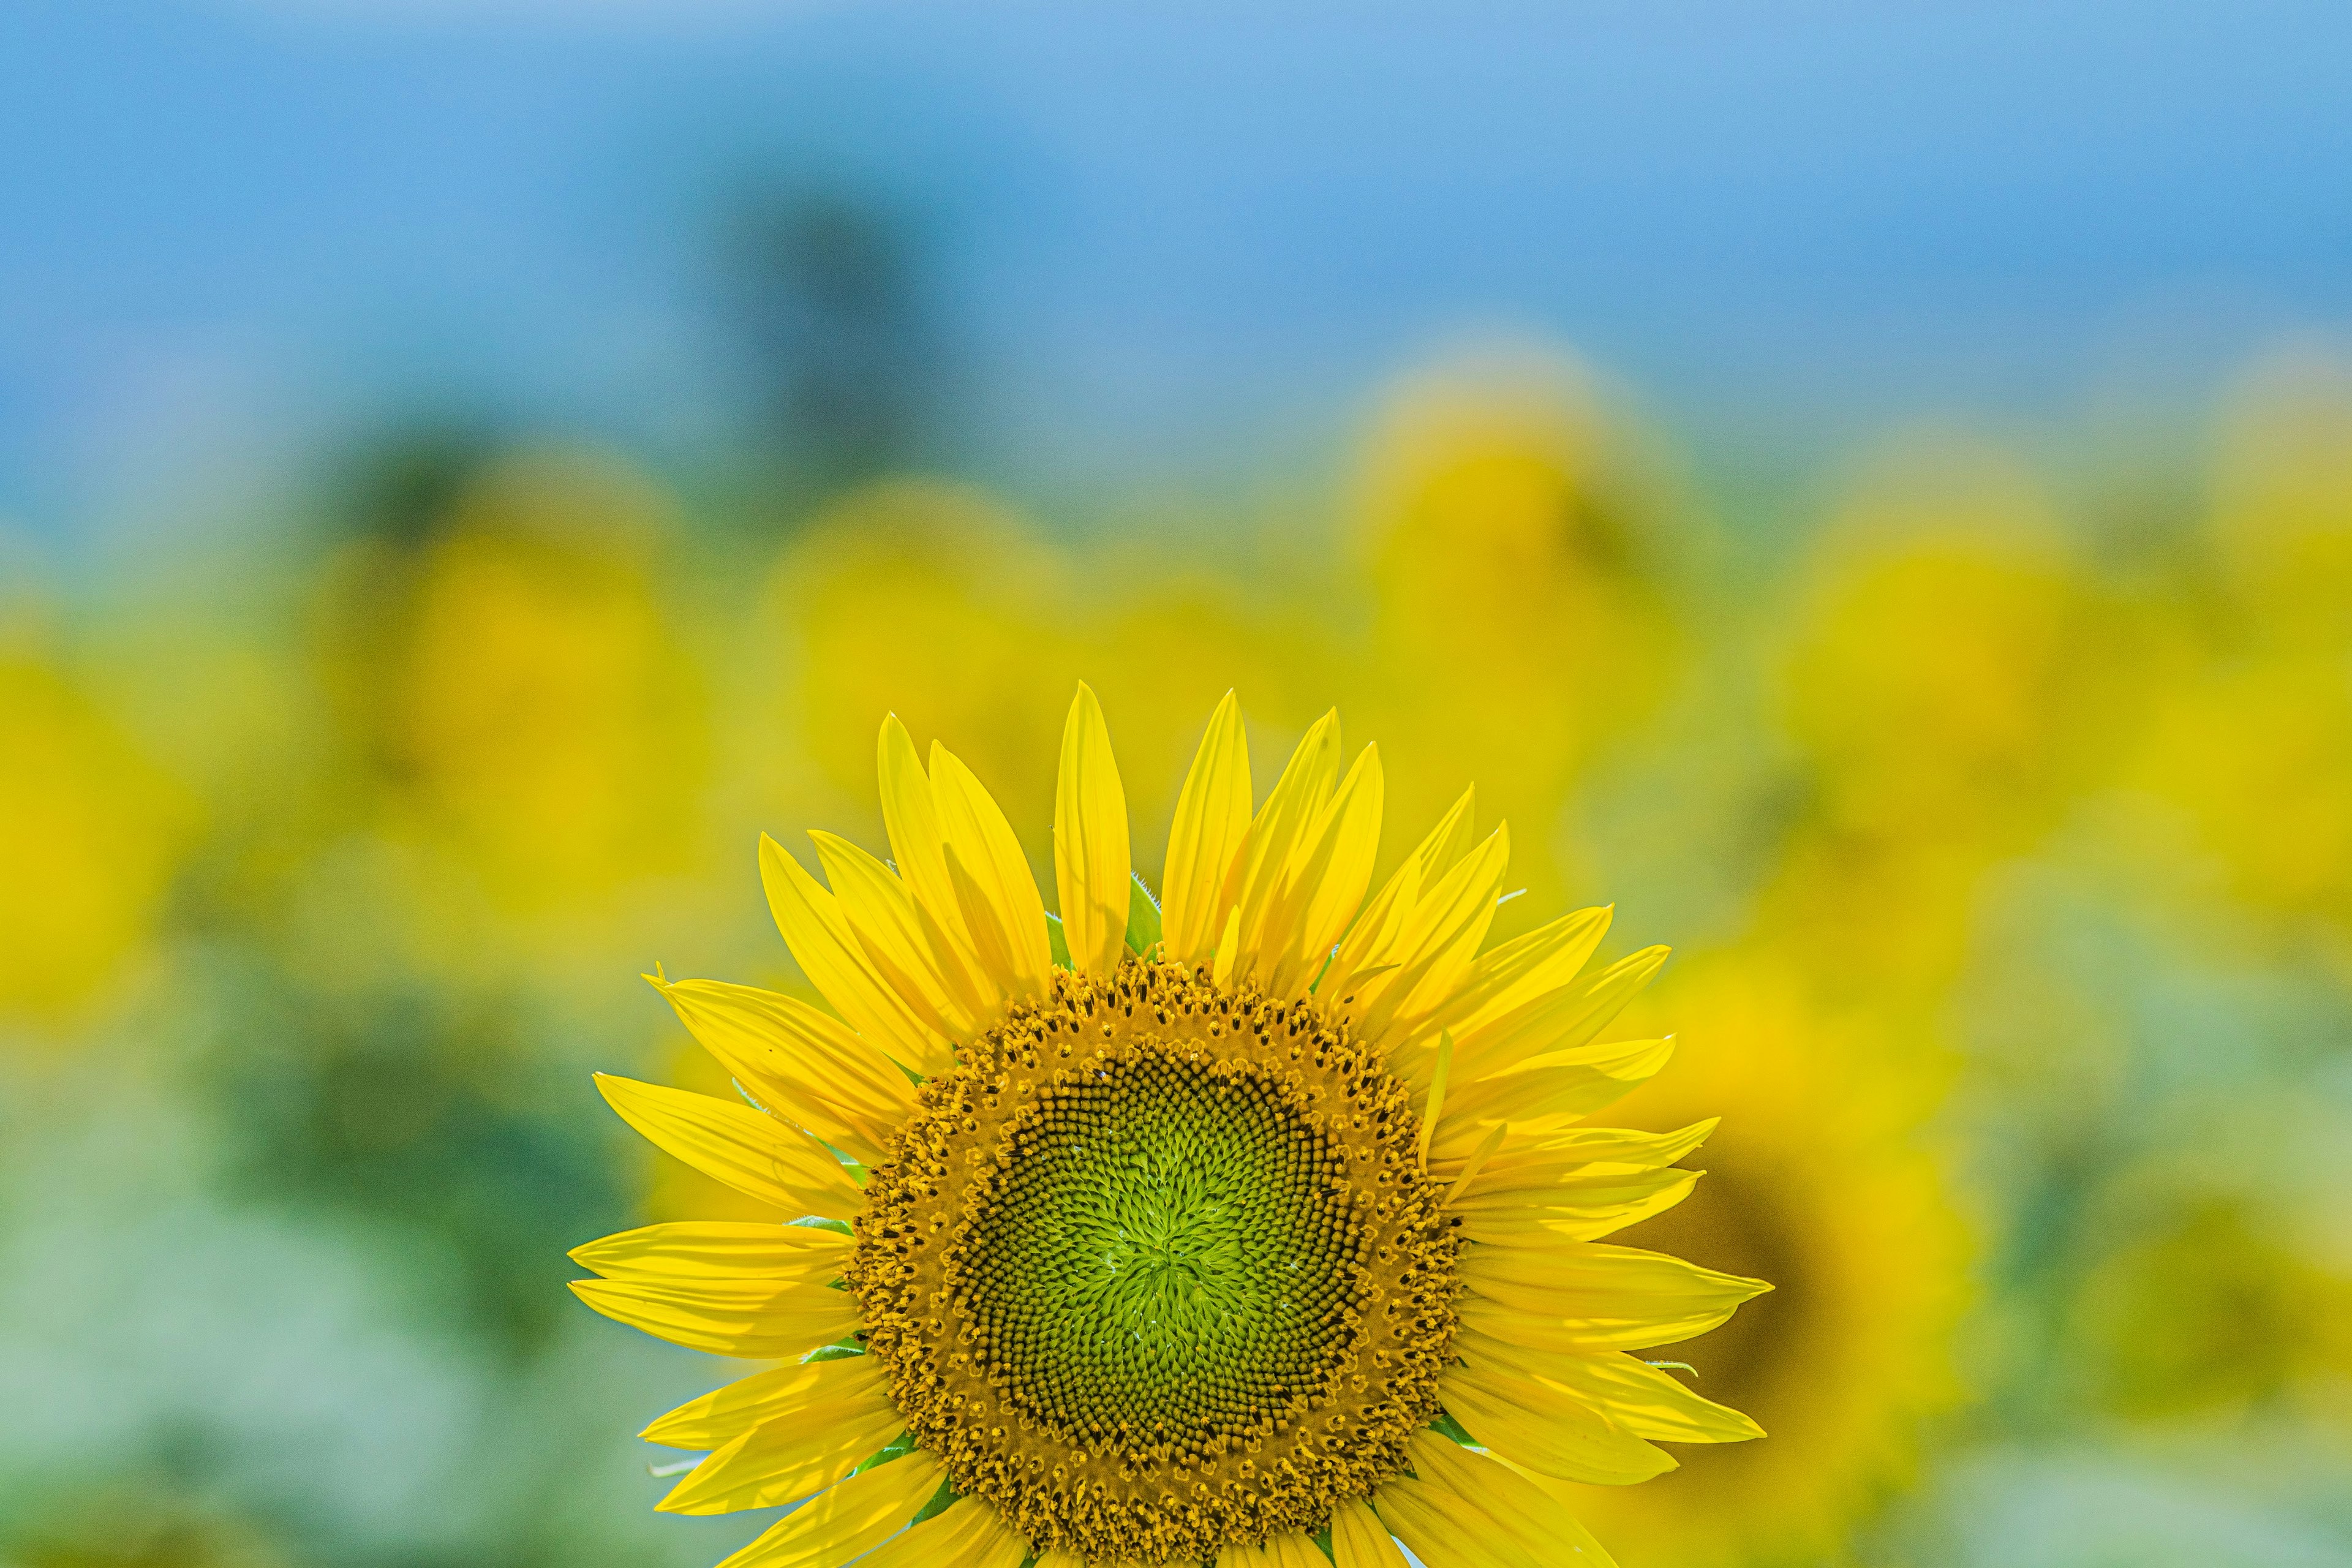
[2,0,2348,532]
[719,183,951,503]
[331,420,507,550]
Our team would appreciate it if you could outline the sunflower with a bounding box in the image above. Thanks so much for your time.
[572,687,1770,1568]
[1351,353,1680,913]
[0,646,192,1024]
[1565,957,1968,1567]
[318,450,708,924]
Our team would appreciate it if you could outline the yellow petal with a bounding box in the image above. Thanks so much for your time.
[1409,782,1481,883]
[642,1354,884,1450]
[594,1074,863,1219]
[811,829,982,1041]
[1326,790,1468,1001]
[1053,682,1132,977]
[649,974,913,1167]
[929,742,1052,998]
[1319,869,1416,1004]
[1357,823,1511,1050]
[878,723,1008,1019]
[1321,784,1476,1003]
[1461,1120,1717,1188]
[1452,1167,1700,1244]
[1374,1475,1523,1568]
[1428,905,1614,1041]
[1461,1241,1771,1349]
[1400,1432,1619,1568]
[1432,1038,1675,1152]
[1211,902,1242,990]
[878,714,967,948]
[1264,1532,1330,1568]
[760,834,951,1077]
[1226,710,1340,973]
[658,1384,902,1513]
[569,1221,850,1284]
[1161,691,1252,964]
[1439,1118,1513,1205]
[1261,744,1384,998]
[714,1451,944,1568]
[1453,1329,1763,1444]
[568,1276,859,1359]
[857,1497,1029,1568]
[1329,1495,1410,1568]
[958,1506,1032,1568]
[1452,944,1671,1083]
[1442,1360,1676,1485]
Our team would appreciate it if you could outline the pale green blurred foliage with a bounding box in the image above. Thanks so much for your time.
[5,345,2351,1568]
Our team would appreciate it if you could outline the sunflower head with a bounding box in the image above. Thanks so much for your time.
[0,648,192,1023]
[574,685,1771,1568]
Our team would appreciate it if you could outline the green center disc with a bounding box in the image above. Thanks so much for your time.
[958,1052,1357,1443]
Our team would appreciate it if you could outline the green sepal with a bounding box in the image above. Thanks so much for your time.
[1430,1409,1478,1447]
[794,1216,854,1235]
[1046,911,1072,968]
[803,1343,865,1363]
[851,1430,919,1476]
[1124,872,1163,955]
[910,1474,959,1526]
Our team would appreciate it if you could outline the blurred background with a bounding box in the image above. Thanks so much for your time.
[6,2,2351,1566]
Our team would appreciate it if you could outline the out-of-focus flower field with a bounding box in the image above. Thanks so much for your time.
[5,341,2351,1568]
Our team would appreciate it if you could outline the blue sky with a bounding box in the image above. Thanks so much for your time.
[5,0,2349,534]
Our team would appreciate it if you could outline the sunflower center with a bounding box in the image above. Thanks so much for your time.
[848,959,1460,1566]
[960,1053,1353,1444]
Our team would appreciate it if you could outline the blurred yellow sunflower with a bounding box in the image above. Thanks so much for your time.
[2207,349,2352,658]
[313,450,710,935]
[1762,459,2132,1008]
[573,687,1770,1567]
[1568,959,1969,1567]
[2128,356,2352,930]
[1352,353,1679,913]
[0,647,194,1023]
[2130,651,2352,930]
